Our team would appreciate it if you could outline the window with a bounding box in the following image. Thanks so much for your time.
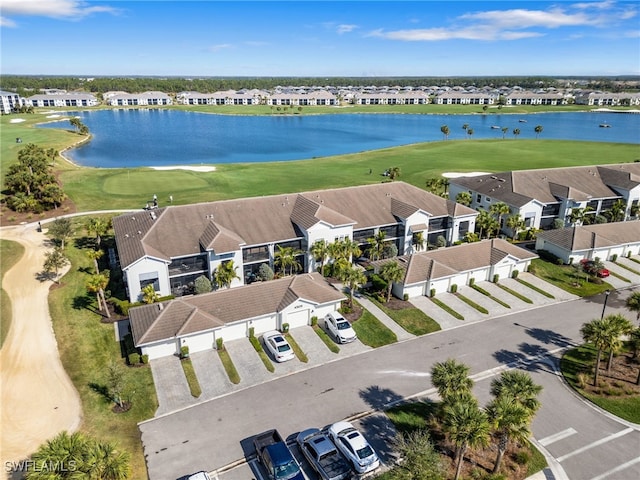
[243,245,269,263]
[429,216,448,230]
[139,272,159,291]
[477,194,482,203]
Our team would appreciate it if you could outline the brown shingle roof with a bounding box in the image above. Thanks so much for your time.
[129,272,344,346]
[114,182,477,269]
[537,222,640,251]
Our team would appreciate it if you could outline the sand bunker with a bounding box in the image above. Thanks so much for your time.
[150,166,217,172]
[442,171,490,178]
[46,114,62,118]
[9,118,25,123]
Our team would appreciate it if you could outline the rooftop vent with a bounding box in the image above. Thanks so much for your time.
[158,303,163,311]
[491,176,498,179]
[137,230,142,235]
[150,212,156,220]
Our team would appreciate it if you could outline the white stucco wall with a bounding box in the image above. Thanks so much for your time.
[142,340,178,360]
[125,257,170,302]
[181,330,216,354]
[306,223,354,272]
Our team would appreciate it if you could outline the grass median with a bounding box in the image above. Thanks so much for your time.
[180,358,202,398]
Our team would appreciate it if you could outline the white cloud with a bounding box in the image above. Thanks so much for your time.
[0,0,119,22]
[336,24,357,34]
[0,16,17,27]
[208,44,232,52]
[369,1,636,42]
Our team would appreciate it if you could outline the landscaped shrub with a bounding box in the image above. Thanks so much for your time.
[180,345,189,359]
[258,263,274,281]
[611,253,618,261]
[248,327,255,339]
[370,273,387,292]
[403,293,409,301]
[430,288,436,297]
[141,354,149,365]
[511,269,519,279]
[194,275,212,294]
[469,278,475,286]
[537,249,562,264]
[111,298,131,316]
[282,323,290,333]
[128,352,140,365]
[569,257,574,265]
[311,316,318,326]
[628,251,632,258]
[435,235,447,248]
[216,337,224,350]
[493,274,499,283]
[514,451,531,465]
[450,284,458,293]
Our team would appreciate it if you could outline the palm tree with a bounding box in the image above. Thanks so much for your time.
[141,284,159,304]
[213,260,240,288]
[87,440,131,480]
[534,125,543,139]
[441,400,491,480]
[568,207,586,226]
[274,245,303,276]
[310,239,330,276]
[501,127,509,139]
[455,191,472,207]
[367,231,387,261]
[413,231,425,252]
[626,291,640,323]
[48,217,74,249]
[387,166,401,180]
[603,314,633,372]
[475,209,497,239]
[440,124,450,140]
[513,128,521,139]
[580,318,611,385]
[489,370,542,416]
[86,216,111,249]
[379,260,404,302]
[486,395,531,473]
[462,123,469,132]
[343,266,367,308]
[431,358,473,403]
[605,199,626,222]
[86,272,111,318]
[489,202,511,233]
[506,214,525,241]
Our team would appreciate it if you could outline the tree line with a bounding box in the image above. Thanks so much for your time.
[4,75,638,96]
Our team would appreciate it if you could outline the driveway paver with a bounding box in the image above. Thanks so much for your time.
[151,356,194,416]
[409,295,463,329]
[224,337,274,385]
[190,349,234,399]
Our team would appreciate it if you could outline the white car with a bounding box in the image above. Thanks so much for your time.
[324,312,357,344]
[186,472,211,480]
[328,421,380,474]
[262,331,295,362]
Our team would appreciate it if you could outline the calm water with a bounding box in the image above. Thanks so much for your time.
[39,110,640,168]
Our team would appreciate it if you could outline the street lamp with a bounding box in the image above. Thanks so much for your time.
[601,290,611,320]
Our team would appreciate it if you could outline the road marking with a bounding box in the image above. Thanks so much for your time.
[538,428,578,447]
[556,427,634,462]
[589,456,640,480]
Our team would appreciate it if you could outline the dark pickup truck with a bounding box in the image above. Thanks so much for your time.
[296,428,352,480]
[254,429,305,480]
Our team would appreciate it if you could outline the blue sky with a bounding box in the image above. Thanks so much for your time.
[1,1,638,76]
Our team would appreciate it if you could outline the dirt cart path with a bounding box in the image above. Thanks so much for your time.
[0,224,81,473]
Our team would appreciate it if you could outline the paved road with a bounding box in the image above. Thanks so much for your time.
[140,287,640,480]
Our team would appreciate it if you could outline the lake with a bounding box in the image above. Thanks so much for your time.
[39,110,640,168]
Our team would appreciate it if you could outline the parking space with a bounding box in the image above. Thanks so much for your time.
[150,356,196,416]
[603,257,640,288]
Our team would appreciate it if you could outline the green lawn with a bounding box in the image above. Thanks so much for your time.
[218,347,241,384]
[0,239,24,348]
[351,304,398,348]
[561,345,640,423]
[371,298,441,336]
[47,231,157,480]
[529,259,613,297]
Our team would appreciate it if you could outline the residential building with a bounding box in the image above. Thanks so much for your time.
[128,272,345,359]
[435,91,495,105]
[504,92,566,105]
[0,90,23,114]
[104,91,172,106]
[112,182,477,303]
[535,221,640,264]
[448,163,640,235]
[372,238,537,299]
[25,92,98,108]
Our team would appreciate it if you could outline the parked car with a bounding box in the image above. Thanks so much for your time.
[184,472,211,480]
[254,429,304,480]
[296,428,352,480]
[327,422,380,474]
[324,312,357,344]
[579,259,610,277]
[263,331,295,362]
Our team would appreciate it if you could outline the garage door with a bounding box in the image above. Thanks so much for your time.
[286,309,310,329]
[143,340,178,360]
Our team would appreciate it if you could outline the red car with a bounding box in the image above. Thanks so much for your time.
[580,259,610,278]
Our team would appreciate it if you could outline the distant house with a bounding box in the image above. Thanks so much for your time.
[0,90,22,114]
[535,222,640,264]
[129,272,345,360]
[104,91,172,106]
[435,91,495,105]
[504,92,566,105]
[575,92,640,106]
[112,182,477,303]
[448,163,640,235]
[371,239,537,299]
[25,92,98,108]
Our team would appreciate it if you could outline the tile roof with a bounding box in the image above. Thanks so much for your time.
[450,163,640,207]
[537,221,640,251]
[114,182,477,269]
[130,272,344,346]
[373,239,537,285]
